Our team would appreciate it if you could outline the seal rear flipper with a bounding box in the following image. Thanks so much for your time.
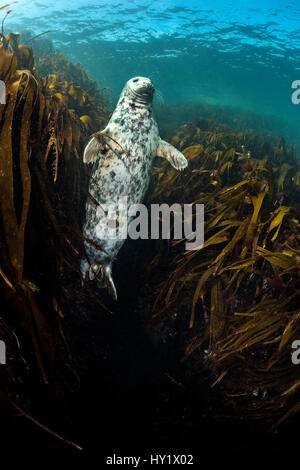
[156,138,188,171]
[89,263,101,281]
[83,136,103,164]
[80,258,89,286]
[99,264,117,301]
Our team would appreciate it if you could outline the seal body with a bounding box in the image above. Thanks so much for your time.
[81,76,188,300]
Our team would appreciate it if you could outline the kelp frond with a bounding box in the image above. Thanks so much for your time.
[149,117,300,428]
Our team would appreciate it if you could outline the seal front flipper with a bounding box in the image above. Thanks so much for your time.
[83,136,103,165]
[156,138,188,171]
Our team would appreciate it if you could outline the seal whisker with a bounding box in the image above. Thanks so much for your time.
[155,88,165,105]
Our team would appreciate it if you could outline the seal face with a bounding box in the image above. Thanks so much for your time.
[81,76,188,300]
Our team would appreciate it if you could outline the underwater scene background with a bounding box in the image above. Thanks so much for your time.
[0,0,300,462]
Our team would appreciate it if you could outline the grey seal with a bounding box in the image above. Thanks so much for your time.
[81,76,188,300]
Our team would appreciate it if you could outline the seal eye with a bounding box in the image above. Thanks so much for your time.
[132,78,139,83]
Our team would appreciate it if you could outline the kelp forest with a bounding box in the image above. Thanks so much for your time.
[0,4,300,458]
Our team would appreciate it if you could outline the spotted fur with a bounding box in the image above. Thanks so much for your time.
[81,76,188,300]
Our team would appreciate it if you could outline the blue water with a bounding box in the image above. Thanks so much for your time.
[6,0,300,149]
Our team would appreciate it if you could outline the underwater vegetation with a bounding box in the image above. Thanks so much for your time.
[148,118,300,428]
[0,12,109,449]
[35,50,110,134]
